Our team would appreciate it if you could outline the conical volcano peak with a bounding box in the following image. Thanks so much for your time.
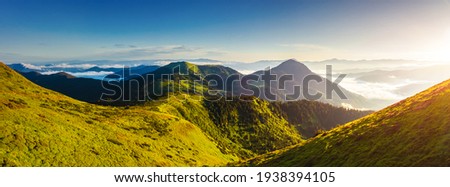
[281,59,301,65]
[274,59,312,74]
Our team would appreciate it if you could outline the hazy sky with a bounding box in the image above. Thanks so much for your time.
[1,0,449,63]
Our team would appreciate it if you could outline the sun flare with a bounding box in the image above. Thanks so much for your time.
[426,28,450,62]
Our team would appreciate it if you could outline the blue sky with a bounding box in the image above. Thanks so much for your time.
[1,0,449,63]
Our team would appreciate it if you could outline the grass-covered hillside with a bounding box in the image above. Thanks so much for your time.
[0,62,237,166]
[0,62,371,166]
[244,79,450,166]
[146,95,303,158]
[2,61,302,166]
[0,62,302,166]
[109,61,242,102]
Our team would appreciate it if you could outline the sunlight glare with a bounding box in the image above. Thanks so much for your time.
[432,28,450,62]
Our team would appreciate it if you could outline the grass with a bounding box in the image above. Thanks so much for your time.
[145,95,304,158]
[0,62,306,166]
[0,63,236,166]
[0,61,374,166]
[243,79,450,166]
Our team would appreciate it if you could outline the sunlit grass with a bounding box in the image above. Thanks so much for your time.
[0,63,236,166]
[244,79,450,166]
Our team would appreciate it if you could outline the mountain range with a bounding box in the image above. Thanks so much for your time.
[13,59,388,110]
[1,59,449,166]
[108,60,389,110]
[244,59,380,109]
[7,63,160,80]
[0,62,371,166]
[10,59,449,110]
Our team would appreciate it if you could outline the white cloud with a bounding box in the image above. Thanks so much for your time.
[17,63,137,70]
[20,63,42,70]
[41,71,114,79]
[341,103,355,109]
[89,45,228,61]
[47,63,97,69]
[70,71,115,77]
[338,77,429,101]
[97,64,128,68]
[235,70,254,75]
[1,45,228,63]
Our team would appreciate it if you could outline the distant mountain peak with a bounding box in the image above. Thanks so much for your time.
[281,58,300,64]
[153,61,200,75]
[169,61,193,65]
[163,61,196,69]
[274,59,312,74]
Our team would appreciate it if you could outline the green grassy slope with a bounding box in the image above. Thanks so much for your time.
[114,61,214,102]
[146,95,303,158]
[0,61,372,166]
[146,95,369,158]
[203,97,302,156]
[0,62,306,166]
[0,62,237,166]
[245,79,450,166]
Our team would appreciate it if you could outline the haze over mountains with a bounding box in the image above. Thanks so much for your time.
[8,58,450,110]
[7,63,160,80]
[245,59,382,109]
[10,59,381,110]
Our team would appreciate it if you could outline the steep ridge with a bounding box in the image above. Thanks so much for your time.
[145,95,303,158]
[245,79,450,166]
